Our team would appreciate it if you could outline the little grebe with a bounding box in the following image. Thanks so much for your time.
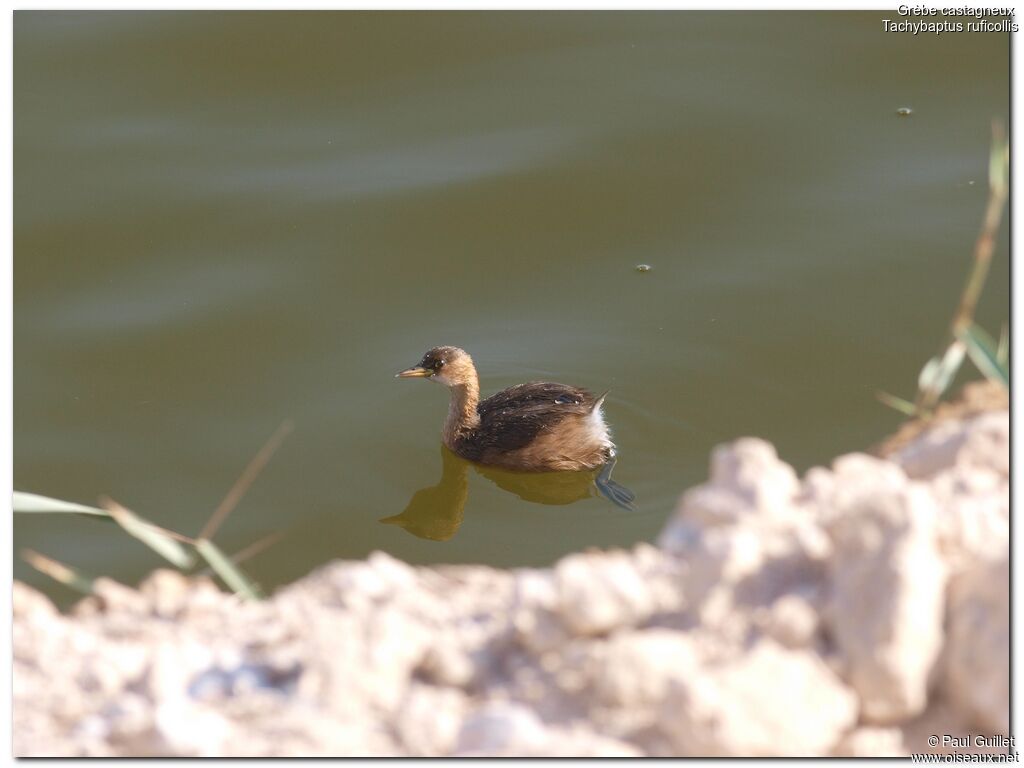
[396,346,617,473]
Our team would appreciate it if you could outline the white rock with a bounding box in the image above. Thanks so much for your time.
[511,569,571,654]
[153,699,230,757]
[326,551,419,607]
[10,408,1009,758]
[822,453,908,522]
[314,607,431,716]
[893,411,1008,480]
[762,594,819,649]
[97,691,158,756]
[930,466,1009,569]
[669,438,800,529]
[891,419,970,479]
[667,524,763,620]
[146,641,213,703]
[554,551,654,635]
[454,702,548,755]
[139,569,192,618]
[800,465,835,507]
[89,578,149,614]
[944,554,1009,734]
[825,472,945,723]
[538,725,643,757]
[589,629,700,708]
[960,411,1009,477]
[12,582,56,619]
[417,639,474,689]
[662,513,828,635]
[834,726,906,757]
[661,640,857,756]
[394,682,467,756]
[707,438,800,514]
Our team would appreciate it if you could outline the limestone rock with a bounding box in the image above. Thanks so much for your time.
[393,682,467,756]
[453,702,639,757]
[453,702,549,756]
[511,569,570,654]
[944,554,1009,734]
[824,455,946,723]
[11,405,1008,757]
[660,640,857,756]
[891,411,1009,480]
[759,593,819,649]
[588,629,700,711]
[661,439,800,551]
[554,550,654,635]
[13,580,56,619]
[834,726,907,757]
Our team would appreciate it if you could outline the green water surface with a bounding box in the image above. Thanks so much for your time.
[14,11,1010,603]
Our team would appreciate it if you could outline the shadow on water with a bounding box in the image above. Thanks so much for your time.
[381,444,633,542]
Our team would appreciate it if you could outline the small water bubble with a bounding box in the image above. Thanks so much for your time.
[896,107,913,117]
[635,263,652,273]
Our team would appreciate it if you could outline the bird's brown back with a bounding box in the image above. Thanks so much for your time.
[453,381,598,461]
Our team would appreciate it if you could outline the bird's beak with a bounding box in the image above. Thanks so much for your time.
[396,366,431,378]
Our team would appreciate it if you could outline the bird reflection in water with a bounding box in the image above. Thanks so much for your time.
[380,444,634,542]
[380,446,469,541]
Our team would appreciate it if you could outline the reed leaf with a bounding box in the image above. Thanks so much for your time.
[957,323,1009,386]
[102,499,194,570]
[196,531,284,579]
[989,122,1008,194]
[196,538,262,601]
[876,390,919,417]
[21,549,95,594]
[917,341,965,406]
[13,492,108,517]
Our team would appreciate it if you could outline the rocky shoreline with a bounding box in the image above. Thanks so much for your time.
[13,387,1009,756]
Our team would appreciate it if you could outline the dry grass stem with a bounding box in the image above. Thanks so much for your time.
[199,419,294,542]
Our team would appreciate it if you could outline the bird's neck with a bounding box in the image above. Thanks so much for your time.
[443,379,481,445]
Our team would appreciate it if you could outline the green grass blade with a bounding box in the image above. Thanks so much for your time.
[997,323,1009,366]
[917,341,966,404]
[103,500,194,570]
[21,549,95,594]
[957,323,1009,386]
[876,390,920,417]
[196,538,262,600]
[196,531,284,579]
[13,492,108,516]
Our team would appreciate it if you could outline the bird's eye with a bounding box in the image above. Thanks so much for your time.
[436,359,446,368]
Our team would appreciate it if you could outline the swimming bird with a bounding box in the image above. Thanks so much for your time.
[396,346,634,509]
